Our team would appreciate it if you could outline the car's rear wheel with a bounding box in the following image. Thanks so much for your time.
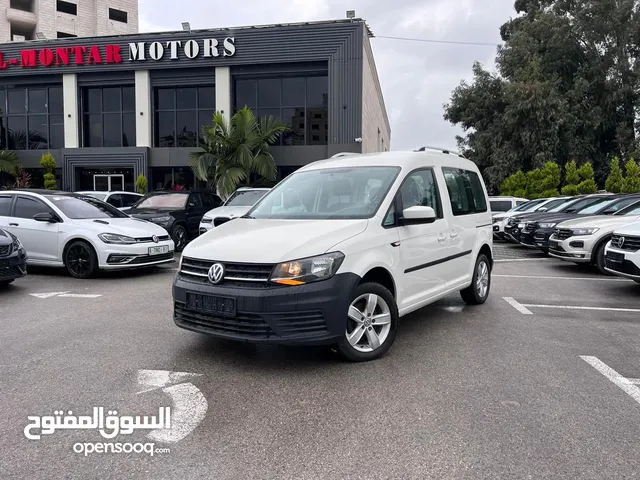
[64,241,98,279]
[594,241,613,275]
[172,224,188,252]
[335,282,399,362]
[460,254,491,305]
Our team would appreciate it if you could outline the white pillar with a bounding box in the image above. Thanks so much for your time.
[215,66,231,122]
[135,70,152,147]
[63,74,79,148]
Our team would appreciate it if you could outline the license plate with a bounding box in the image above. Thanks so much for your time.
[549,240,559,248]
[149,245,169,255]
[186,293,236,316]
[606,252,624,262]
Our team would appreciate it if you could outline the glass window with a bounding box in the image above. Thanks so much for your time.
[122,87,135,112]
[224,189,269,207]
[235,80,256,109]
[28,89,47,113]
[8,89,25,114]
[306,76,328,107]
[122,194,142,207]
[399,169,441,217]
[467,171,488,212]
[49,87,63,114]
[103,113,122,147]
[154,86,215,147]
[156,112,175,147]
[198,110,214,143]
[187,193,203,208]
[198,87,215,109]
[0,195,13,216]
[86,88,102,113]
[282,77,305,106]
[81,86,135,147]
[490,200,513,212]
[547,199,575,212]
[49,116,64,149]
[47,195,128,218]
[248,167,401,220]
[0,90,6,114]
[7,117,27,150]
[282,108,304,145]
[28,116,48,149]
[176,111,197,147]
[177,88,197,109]
[577,198,617,214]
[102,88,121,112]
[604,197,640,214]
[84,114,102,147]
[122,113,136,147]
[383,202,396,227]
[442,169,472,215]
[106,194,123,208]
[615,200,640,216]
[14,197,51,219]
[135,193,188,209]
[258,79,281,108]
[156,88,175,110]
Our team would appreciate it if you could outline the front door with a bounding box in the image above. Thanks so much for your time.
[93,174,124,191]
[6,196,60,262]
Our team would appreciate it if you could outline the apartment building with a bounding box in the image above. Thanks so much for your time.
[0,0,138,42]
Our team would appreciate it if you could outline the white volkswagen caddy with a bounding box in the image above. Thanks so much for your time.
[173,150,493,361]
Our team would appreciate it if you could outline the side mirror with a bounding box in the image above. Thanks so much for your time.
[400,206,437,225]
[33,212,57,223]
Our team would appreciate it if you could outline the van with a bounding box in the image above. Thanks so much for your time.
[172,149,493,361]
[489,196,529,213]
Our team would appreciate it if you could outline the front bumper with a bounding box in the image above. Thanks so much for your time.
[604,246,640,280]
[492,219,507,240]
[199,222,213,235]
[0,247,28,281]
[172,271,361,345]
[548,236,594,262]
[520,228,554,250]
[97,240,176,269]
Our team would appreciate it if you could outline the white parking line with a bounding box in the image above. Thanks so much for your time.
[494,274,628,282]
[521,304,640,313]
[502,297,533,314]
[494,258,553,263]
[580,356,640,406]
[57,293,102,298]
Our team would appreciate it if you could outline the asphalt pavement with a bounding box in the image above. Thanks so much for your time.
[1,243,640,479]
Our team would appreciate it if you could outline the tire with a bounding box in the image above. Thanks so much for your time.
[172,224,188,252]
[335,282,399,362]
[0,279,14,288]
[594,241,613,276]
[460,254,491,305]
[64,240,98,279]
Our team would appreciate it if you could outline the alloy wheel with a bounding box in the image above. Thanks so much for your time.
[476,260,489,299]
[345,293,392,353]
[175,228,187,249]
[67,245,92,277]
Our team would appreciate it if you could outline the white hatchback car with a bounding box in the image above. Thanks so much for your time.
[199,187,270,234]
[604,220,640,283]
[0,190,175,278]
[172,150,494,361]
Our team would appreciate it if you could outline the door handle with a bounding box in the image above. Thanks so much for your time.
[437,233,447,243]
[450,231,459,238]
[9,223,18,227]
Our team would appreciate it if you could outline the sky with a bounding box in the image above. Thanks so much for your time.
[138,0,516,151]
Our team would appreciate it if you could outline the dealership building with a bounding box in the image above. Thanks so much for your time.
[0,18,390,191]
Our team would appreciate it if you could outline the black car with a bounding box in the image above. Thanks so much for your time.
[520,194,640,253]
[126,190,222,251]
[503,196,578,242]
[0,228,27,287]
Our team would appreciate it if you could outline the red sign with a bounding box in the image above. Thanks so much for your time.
[0,44,123,69]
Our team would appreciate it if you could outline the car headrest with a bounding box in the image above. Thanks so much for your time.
[331,179,352,196]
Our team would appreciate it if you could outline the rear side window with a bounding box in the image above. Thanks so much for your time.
[107,194,123,208]
[490,200,513,212]
[0,195,12,216]
[442,168,488,215]
[14,197,51,219]
[399,169,442,217]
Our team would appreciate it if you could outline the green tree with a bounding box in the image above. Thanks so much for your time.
[605,157,624,193]
[561,160,580,195]
[40,152,57,190]
[525,168,545,199]
[539,161,561,196]
[136,174,148,195]
[576,161,597,194]
[621,159,640,193]
[500,170,527,196]
[190,107,289,199]
[0,150,19,175]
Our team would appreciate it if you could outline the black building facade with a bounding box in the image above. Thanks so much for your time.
[0,18,391,191]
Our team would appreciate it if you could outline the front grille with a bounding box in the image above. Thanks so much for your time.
[180,257,275,284]
[524,223,536,233]
[611,235,640,252]
[0,265,25,279]
[274,311,327,336]
[0,244,11,257]
[508,218,519,227]
[213,217,231,227]
[135,235,171,243]
[555,229,573,240]
[175,303,274,337]
[605,259,640,276]
[130,252,174,264]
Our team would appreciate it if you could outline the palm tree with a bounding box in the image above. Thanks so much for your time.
[0,150,19,175]
[189,107,290,199]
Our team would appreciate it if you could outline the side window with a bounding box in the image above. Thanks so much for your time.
[201,194,214,209]
[0,195,13,216]
[383,202,396,227]
[442,168,487,215]
[399,169,441,216]
[122,195,140,207]
[187,194,202,208]
[212,194,223,207]
[107,194,123,208]
[14,197,52,219]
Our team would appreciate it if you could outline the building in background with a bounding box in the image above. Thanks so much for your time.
[0,0,139,42]
[0,18,390,191]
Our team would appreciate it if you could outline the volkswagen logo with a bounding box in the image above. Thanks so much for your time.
[152,235,159,243]
[208,263,225,284]
[616,236,625,248]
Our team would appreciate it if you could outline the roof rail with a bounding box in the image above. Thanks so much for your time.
[415,145,466,158]
[330,152,360,158]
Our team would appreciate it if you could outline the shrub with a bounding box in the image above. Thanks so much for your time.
[40,152,57,190]
[561,160,580,195]
[136,174,148,194]
[605,157,624,193]
[621,159,640,193]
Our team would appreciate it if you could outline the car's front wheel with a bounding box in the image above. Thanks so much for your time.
[461,253,491,305]
[0,279,14,288]
[335,282,399,362]
[594,241,613,276]
[64,241,98,279]
[172,224,188,252]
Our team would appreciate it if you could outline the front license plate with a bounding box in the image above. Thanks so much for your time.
[186,293,236,317]
[606,252,625,262]
[549,240,559,248]
[149,245,169,255]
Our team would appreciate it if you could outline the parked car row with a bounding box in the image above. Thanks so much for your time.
[496,193,640,283]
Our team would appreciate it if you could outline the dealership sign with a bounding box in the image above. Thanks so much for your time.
[0,37,235,69]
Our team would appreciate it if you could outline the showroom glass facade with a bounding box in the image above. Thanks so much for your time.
[234,75,329,146]
[0,86,64,150]
[81,86,136,147]
[154,86,215,148]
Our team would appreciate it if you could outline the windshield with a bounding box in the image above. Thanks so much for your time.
[224,189,269,207]
[551,197,594,213]
[615,199,640,216]
[247,166,401,220]
[538,198,567,212]
[513,199,544,212]
[133,193,188,209]
[47,195,129,219]
[577,198,618,214]
[80,192,107,201]
[490,200,513,212]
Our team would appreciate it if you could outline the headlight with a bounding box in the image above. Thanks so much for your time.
[10,233,22,250]
[151,216,172,223]
[201,217,212,224]
[571,227,599,236]
[98,233,137,244]
[270,252,345,285]
[538,223,557,229]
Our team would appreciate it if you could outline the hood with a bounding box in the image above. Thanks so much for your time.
[183,218,369,263]
[0,228,12,246]
[556,215,640,230]
[202,205,251,219]
[524,213,584,225]
[126,207,179,217]
[70,217,171,237]
[612,219,640,235]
